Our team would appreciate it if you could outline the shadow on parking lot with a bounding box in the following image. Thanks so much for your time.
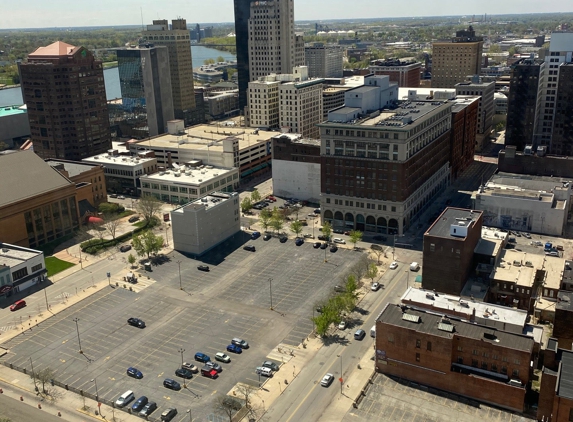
[179,231,253,266]
[0,279,54,310]
[322,333,351,346]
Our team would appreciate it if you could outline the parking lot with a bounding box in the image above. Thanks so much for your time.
[1,229,363,421]
[345,373,532,422]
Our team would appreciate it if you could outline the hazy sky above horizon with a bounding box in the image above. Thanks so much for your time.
[2,0,572,29]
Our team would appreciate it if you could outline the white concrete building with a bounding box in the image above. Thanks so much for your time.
[171,192,240,256]
[140,165,239,204]
[305,43,343,78]
[455,77,495,152]
[248,78,280,130]
[0,243,46,296]
[473,172,571,236]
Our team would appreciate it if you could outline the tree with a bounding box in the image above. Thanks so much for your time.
[35,367,55,395]
[322,221,332,241]
[260,208,272,232]
[250,189,261,203]
[127,253,136,268]
[234,383,257,410]
[98,202,123,214]
[204,58,215,65]
[349,230,363,249]
[290,220,303,238]
[137,195,162,223]
[213,394,239,422]
[102,212,121,240]
[132,230,164,259]
[488,44,502,53]
[240,197,253,214]
[216,55,225,62]
[0,141,9,151]
[366,262,379,284]
[269,216,284,234]
[371,245,385,264]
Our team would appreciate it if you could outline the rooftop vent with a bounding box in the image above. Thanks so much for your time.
[483,332,499,342]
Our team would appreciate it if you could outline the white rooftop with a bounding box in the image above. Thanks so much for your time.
[141,165,235,185]
[83,153,156,167]
[172,192,237,213]
[0,244,43,268]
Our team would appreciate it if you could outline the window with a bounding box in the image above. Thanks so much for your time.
[457,346,463,352]
[31,264,43,272]
[491,363,497,372]
[388,334,394,343]
[415,353,420,362]
[472,359,478,367]
[472,349,478,356]
[415,339,421,349]
[512,369,520,377]
[501,366,507,375]
[481,362,488,370]
[427,341,432,351]
[430,243,435,252]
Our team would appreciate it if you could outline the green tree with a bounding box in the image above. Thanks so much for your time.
[260,208,272,232]
[136,195,162,223]
[98,202,123,214]
[488,44,502,53]
[204,58,215,65]
[132,230,164,259]
[250,189,261,203]
[127,253,136,268]
[290,220,304,238]
[349,230,363,249]
[216,56,225,62]
[322,222,332,241]
[366,262,379,284]
[241,197,253,213]
[270,215,284,234]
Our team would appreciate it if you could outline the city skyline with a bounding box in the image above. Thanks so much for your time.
[2,0,573,30]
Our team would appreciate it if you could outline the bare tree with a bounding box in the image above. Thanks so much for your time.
[371,246,384,264]
[36,367,55,394]
[213,394,241,422]
[235,383,257,410]
[102,212,121,240]
[137,195,162,223]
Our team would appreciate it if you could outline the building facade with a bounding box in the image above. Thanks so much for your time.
[47,160,107,209]
[116,45,174,137]
[0,105,30,148]
[369,58,421,87]
[233,0,255,110]
[305,43,343,78]
[19,41,111,160]
[248,78,280,130]
[432,26,484,88]
[551,63,573,156]
[498,146,573,178]
[450,97,478,180]
[142,19,200,126]
[0,243,46,297]
[455,77,495,152]
[204,90,239,120]
[171,192,241,256]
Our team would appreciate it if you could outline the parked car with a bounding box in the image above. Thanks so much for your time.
[354,329,366,341]
[321,373,334,387]
[215,352,231,363]
[279,236,288,243]
[126,367,143,379]
[333,238,345,244]
[338,321,347,330]
[320,242,328,249]
[371,282,381,291]
[227,344,243,354]
[194,352,210,363]
[546,251,560,257]
[409,262,420,271]
[389,262,398,270]
[524,233,532,239]
[255,367,273,377]
[120,244,132,252]
[201,367,218,378]
[295,238,304,246]
[139,401,157,417]
[318,235,329,241]
[128,215,140,223]
[314,208,321,214]
[330,245,338,253]
[262,361,280,371]
[163,378,180,390]
[243,245,256,252]
[127,317,145,328]
[334,285,346,293]
[175,368,193,379]
[160,408,178,422]
[263,234,271,241]
[9,300,26,312]
[115,390,135,407]
[109,193,118,198]
[313,242,321,249]
[205,361,222,372]
[231,338,250,349]
[197,265,210,271]
[118,195,126,200]
[304,233,314,238]
[251,231,261,239]
[131,396,148,412]
[343,231,350,236]
[333,228,343,234]
[182,362,198,373]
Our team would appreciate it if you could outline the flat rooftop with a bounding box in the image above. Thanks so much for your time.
[401,287,528,328]
[0,104,26,117]
[0,244,42,268]
[378,304,534,353]
[83,153,156,167]
[172,192,237,213]
[141,165,235,184]
[490,249,544,286]
[46,160,101,178]
[543,256,565,290]
[426,207,482,239]
[558,350,573,400]
[557,291,573,311]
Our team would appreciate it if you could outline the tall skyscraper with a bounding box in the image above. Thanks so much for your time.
[116,45,174,137]
[233,0,255,110]
[19,41,111,160]
[143,19,201,126]
[551,63,573,155]
[432,26,484,88]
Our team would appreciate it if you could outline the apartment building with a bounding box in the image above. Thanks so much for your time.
[455,77,495,152]
[305,43,343,78]
[551,63,573,156]
[368,58,421,87]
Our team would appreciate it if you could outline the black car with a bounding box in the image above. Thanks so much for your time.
[128,215,140,223]
[163,378,181,390]
[279,236,288,243]
[313,242,320,249]
[330,245,338,253]
[243,245,256,252]
[120,245,132,252]
[139,401,157,417]
[131,396,148,412]
[127,317,145,328]
[197,265,210,272]
[313,208,321,214]
[354,329,366,340]
[263,234,271,241]
[160,408,178,422]
[295,238,304,246]
[317,235,330,241]
[320,242,328,249]
[175,368,193,379]
[333,228,344,234]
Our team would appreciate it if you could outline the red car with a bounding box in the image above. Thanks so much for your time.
[10,299,26,311]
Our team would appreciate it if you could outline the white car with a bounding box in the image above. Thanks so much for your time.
[389,262,398,270]
[410,262,420,271]
[333,238,346,244]
[371,282,381,291]
[215,352,231,363]
[338,320,347,330]
[321,373,334,387]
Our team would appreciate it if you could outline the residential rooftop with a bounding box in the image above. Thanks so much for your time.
[490,249,545,286]
[140,165,236,185]
[426,207,482,239]
[0,243,43,268]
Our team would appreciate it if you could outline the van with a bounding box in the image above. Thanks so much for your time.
[410,262,420,271]
[370,325,376,338]
[256,367,273,377]
[115,390,135,407]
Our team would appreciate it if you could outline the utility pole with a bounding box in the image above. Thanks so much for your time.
[269,278,273,310]
[177,261,182,290]
[179,348,186,388]
[73,317,82,354]
[44,288,49,311]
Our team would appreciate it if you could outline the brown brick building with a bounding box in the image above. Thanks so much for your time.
[498,146,573,178]
[537,340,573,422]
[422,208,483,295]
[19,41,111,161]
[376,304,533,412]
[368,59,421,88]
[450,98,478,180]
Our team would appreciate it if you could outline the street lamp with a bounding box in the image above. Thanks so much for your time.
[73,317,82,354]
[186,409,193,422]
[177,260,182,290]
[179,348,186,388]
[269,278,273,310]
[30,357,38,392]
[91,378,99,401]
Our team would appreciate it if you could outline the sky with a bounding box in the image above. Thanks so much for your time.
[2,0,572,29]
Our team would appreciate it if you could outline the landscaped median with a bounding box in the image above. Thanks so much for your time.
[80,217,158,255]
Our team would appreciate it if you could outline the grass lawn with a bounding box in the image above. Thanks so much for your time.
[45,256,76,277]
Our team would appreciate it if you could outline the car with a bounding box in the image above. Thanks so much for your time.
[9,300,26,312]
[160,408,178,422]
[508,237,517,243]
[262,361,280,371]
[524,233,532,239]
[197,265,210,271]
[314,208,321,214]
[205,361,222,372]
[139,401,157,417]
[371,282,381,291]
[194,352,210,363]
[546,251,560,257]
[321,373,334,387]
[304,233,314,238]
[127,317,145,328]
[118,195,126,200]
[330,245,338,253]
[354,329,366,340]
[175,368,193,379]
[373,235,387,241]
[128,215,140,223]
[255,367,273,377]
[320,242,328,249]
[343,231,350,236]
[318,235,328,241]
[251,231,261,239]
[333,238,345,244]
[313,242,321,249]
[263,234,271,241]
[181,362,198,373]
[115,390,135,407]
[295,238,304,246]
[279,236,288,243]
[109,193,118,198]
[338,321,347,330]
[243,245,256,252]
[231,338,250,349]
[333,228,343,234]
[131,396,148,412]
[163,378,181,390]
[227,344,243,354]
[389,261,398,270]
[215,352,231,363]
[334,285,346,293]
[119,244,132,252]
[410,262,420,271]
[126,367,143,379]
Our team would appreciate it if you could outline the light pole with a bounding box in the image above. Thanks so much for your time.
[179,347,186,387]
[30,357,38,392]
[405,270,410,289]
[187,409,192,422]
[73,317,82,354]
[177,260,182,290]
[91,378,99,401]
[269,277,273,310]
[44,288,49,311]
[312,220,316,239]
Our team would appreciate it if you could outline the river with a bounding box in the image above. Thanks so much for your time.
[0,46,236,107]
